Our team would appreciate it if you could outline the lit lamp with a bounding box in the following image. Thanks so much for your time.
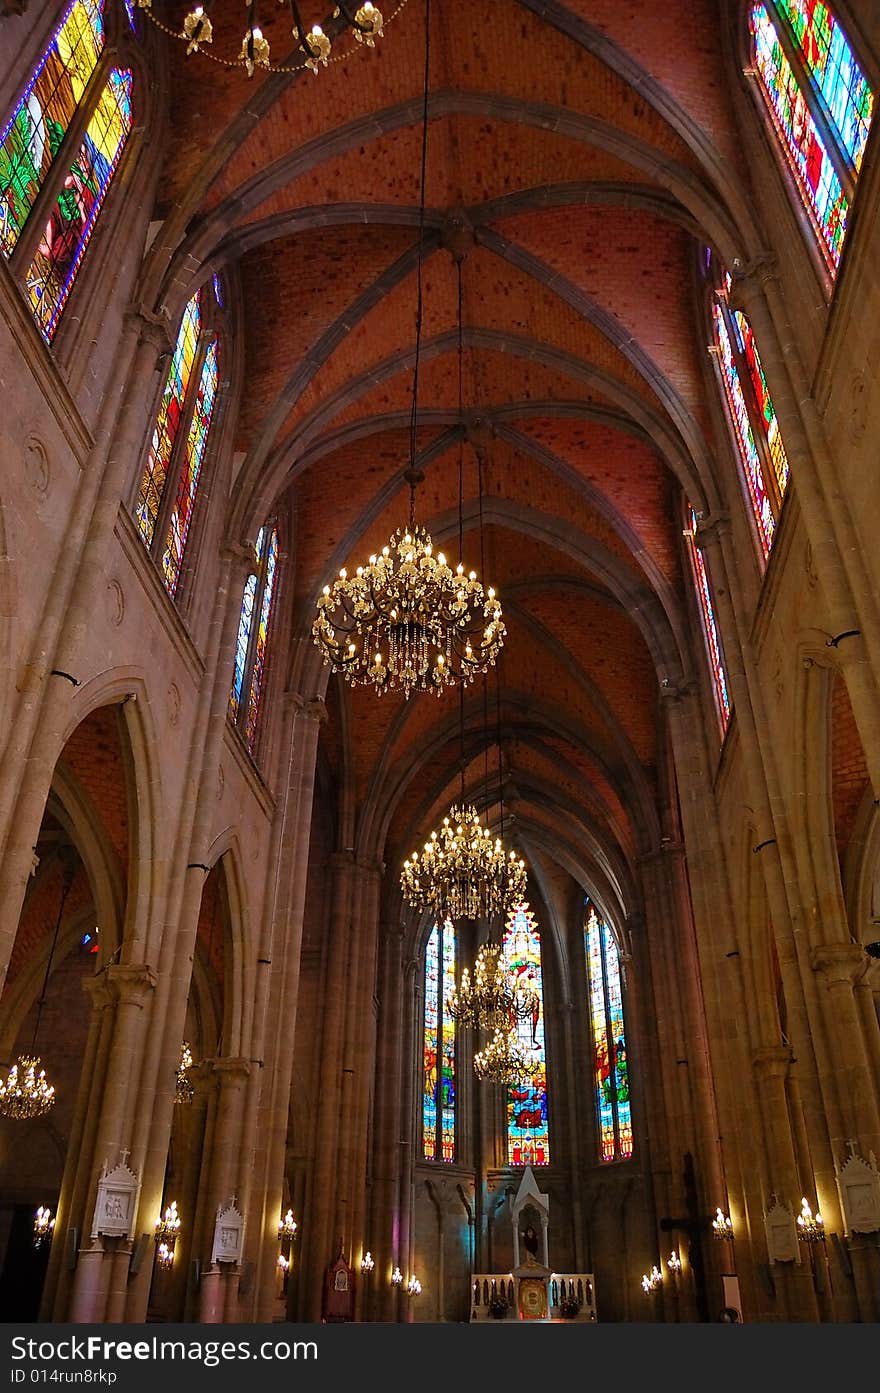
[406,1274,422,1297]
[797,1197,825,1243]
[712,1207,734,1240]
[391,1265,403,1286]
[154,1200,180,1269]
[640,1266,663,1294]
[667,1250,682,1275]
[277,1253,290,1274]
[360,1251,375,1275]
[33,1205,55,1248]
[278,1209,298,1240]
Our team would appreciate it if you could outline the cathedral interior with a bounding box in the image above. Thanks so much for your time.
[1,0,880,1326]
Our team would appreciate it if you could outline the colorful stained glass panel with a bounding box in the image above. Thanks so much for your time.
[602,919,632,1158]
[687,505,731,732]
[713,300,775,558]
[161,335,218,595]
[785,1,873,169]
[732,308,790,498]
[26,66,132,341]
[423,924,439,1160]
[440,922,456,1161]
[135,291,201,548]
[245,526,278,751]
[230,572,257,724]
[504,904,549,1167]
[586,905,615,1161]
[0,0,105,258]
[751,4,848,269]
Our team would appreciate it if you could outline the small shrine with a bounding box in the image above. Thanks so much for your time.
[470,1167,597,1322]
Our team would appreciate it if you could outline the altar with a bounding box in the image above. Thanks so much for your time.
[469,1167,597,1322]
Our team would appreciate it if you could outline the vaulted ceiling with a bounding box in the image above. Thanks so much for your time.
[142,0,758,922]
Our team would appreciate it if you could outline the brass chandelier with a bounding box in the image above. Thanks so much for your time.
[0,846,77,1121]
[311,0,504,699]
[138,1,403,78]
[473,1026,538,1085]
[447,942,537,1031]
[400,803,526,922]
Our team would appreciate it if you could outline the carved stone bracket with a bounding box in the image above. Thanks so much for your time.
[811,942,867,988]
[104,963,158,1007]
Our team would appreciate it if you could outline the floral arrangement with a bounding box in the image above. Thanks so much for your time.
[488,1291,509,1318]
[560,1294,581,1319]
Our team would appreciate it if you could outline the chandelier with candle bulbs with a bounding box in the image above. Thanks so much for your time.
[138,1,403,78]
[447,942,537,1030]
[473,1027,538,1086]
[0,1056,55,1120]
[312,528,504,699]
[401,804,526,922]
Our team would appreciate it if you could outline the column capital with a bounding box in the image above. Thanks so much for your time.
[123,303,173,355]
[82,974,115,1011]
[658,676,697,704]
[751,1045,791,1079]
[728,252,780,305]
[811,942,867,986]
[104,963,158,1006]
[693,512,731,550]
[219,539,253,575]
[210,1056,252,1083]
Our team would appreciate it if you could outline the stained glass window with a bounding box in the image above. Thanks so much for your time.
[585,901,632,1163]
[710,267,790,566]
[503,903,549,1167]
[135,289,219,600]
[229,522,281,755]
[422,919,455,1162]
[686,504,732,733]
[0,1,136,341]
[26,66,133,342]
[749,3,873,273]
[0,1,105,258]
[162,337,218,595]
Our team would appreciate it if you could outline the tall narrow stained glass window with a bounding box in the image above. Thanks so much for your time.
[585,900,632,1163]
[422,919,455,1162]
[0,1,135,341]
[710,265,790,566]
[229,523,280,755]
[749,3,873,275]
[135,289,219,599]
[685,504,731,734]
[503,903,549,1167]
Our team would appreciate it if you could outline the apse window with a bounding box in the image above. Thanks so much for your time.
[748,2,873,276]
[585,900,632,1163]
[503,903,549,1167]
[423,919,456,1162]
[0,0,135,342]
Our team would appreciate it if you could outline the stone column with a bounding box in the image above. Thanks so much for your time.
[251,694,324,1323]
[811,944,880,1155]
[198,1057,251,1322]
[367,923,405,1322]
[68,964,158,1323]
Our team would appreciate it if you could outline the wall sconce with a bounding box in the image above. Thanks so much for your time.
[712,1207,734,1240]
[156,1242,175,1270]
[640,1266,663,1294]
[391,1265,403,1286]
[277,1253,290,1273]
[33,1205,55,1247]
[797,1197,825,1243]
[360,1251,375,1275]
[667,1250,682,1275]
[406,1274,422,1297]
[278,1209,298,1240]
[155,1200,180,1269]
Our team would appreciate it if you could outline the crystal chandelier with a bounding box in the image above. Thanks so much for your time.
[0,1056,55,1120]
[175,1041,195,1103]
[711,1207,733,1240]
[312,530,504,699]
[138,1,401,78]
[400,804,526,921]
[473,1027,538,1085]
[0,847,77,1121]
[447,942,537,1030]
[33,1205,55,1247]
[641,1266,663,1294]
